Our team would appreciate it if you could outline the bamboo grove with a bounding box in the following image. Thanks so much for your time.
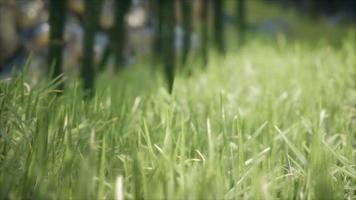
[48,0,247,96]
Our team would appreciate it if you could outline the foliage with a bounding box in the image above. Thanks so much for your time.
[0,34,355,199]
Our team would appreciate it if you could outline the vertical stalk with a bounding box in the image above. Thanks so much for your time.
[161,0,176,93]
[200,0,209,67]
[153,0,164,64]
[213,0,225,55]
[48,0,66,89]
[82,0,101,97]
[112,0,131,70]
[181,0,192,65]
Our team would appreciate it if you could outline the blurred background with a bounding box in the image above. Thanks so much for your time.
[0,0,355,91]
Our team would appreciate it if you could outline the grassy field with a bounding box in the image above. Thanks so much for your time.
[1,31,356,199]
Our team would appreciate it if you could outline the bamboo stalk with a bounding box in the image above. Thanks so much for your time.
[48,0,66,89]
[112,0,131,71]
[82,0,101,97]
[161,0,176,93]
[200,0,209,67]
[181,0,192,65]
[213,0,225,55]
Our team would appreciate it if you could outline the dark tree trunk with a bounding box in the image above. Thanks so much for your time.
[82,0,101,97]
[310,0,322,18]
[181,0,192,65]
[237,0,246,46]
[200,0,209,67]
[98,0,131,72]
[213,0,225,55]
[161,0,176,93]
[112,0,131,71]
[48,0,66,88]
[153,0,164,64]
[0,3,20,72]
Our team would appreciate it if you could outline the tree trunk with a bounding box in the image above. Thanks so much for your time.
[112,0,131,71]
[213,0,225,55]
[181,0,192,65]
[153,0,164,64]
[200,0,209,67]
[0,3,19,71]
[82,0,101,97]
[161,0,176,93]
[48,0,66,88]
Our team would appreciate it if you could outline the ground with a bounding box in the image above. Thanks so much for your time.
[1,33,355,199]
[1,1,356,199]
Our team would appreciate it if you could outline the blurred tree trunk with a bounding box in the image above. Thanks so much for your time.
[48,0,66,88]
[161,0,176,93]
[82,0,101,97]
[213,0,225,55]
[200,0,209,67]
[153,0,164,64]
[310,0,322,18]
[236,0,246,46]
[0,3,19,71]
[98,0,131,72]
[112,0,131,71]
[181,0,192,65]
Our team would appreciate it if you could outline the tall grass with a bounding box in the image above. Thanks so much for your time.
[0,35,355,199]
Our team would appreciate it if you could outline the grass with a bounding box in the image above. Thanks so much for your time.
[225,0,356,46]
[1,31,356,199]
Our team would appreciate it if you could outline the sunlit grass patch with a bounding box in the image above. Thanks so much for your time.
[0,35,355,199]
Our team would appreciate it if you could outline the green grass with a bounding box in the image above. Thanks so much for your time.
[225,0,356,46]
[1,32,356,199]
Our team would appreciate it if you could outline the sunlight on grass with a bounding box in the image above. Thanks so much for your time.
[0,33,355,199]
